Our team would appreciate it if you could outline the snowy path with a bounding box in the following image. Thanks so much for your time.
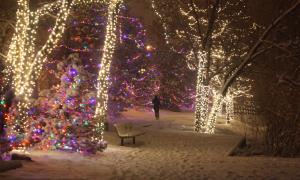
[1,110,300,180]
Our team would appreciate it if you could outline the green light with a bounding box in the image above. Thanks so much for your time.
[84,121,89,126]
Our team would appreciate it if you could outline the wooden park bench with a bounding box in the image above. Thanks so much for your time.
[113,123,145,146]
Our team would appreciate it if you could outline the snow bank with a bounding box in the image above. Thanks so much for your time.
[1,110,300,180]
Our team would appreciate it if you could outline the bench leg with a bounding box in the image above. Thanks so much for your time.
[121,138,124,146]
[133,137,135,144]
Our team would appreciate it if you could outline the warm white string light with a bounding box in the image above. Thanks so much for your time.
[3,0,256,144]
[205,94,223,134]
[93,0,122,142]
[5,0,72,138]
[151,0,171,45]
[179,5,214,133]
[225,95,234,124]
[151,1,256,134]
[4,0,122,145]
[151,2,216,133]
[4,0,108,97]
[5,0,31,135]
[2,0,125,149]
[194,51,211,132]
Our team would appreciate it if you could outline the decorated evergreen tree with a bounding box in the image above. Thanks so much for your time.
[109,8,158,113]
[154,52,196,111]
[48,4,157,115]
[26,54,105,153]
[5,4,157,152]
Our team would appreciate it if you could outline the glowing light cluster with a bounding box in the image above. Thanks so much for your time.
[74,0,108,5]
[4,0,72,137]
[225,95,234,124]
[174,9,222,129]
[235,100,257,115]
[151,0,256,134]
[3,0,126,149]
[150,0,171,45]
[205,94,223,134]
[194,52,208,132]
[151,2,219,133]
[93,0,122,142]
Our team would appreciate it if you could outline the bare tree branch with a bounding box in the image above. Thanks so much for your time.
[278,70,300,87]
[220,0,300,96]
[0,52,7,59]
[262,40,292,55]
[208,58,235,80]
[188,0,204,40]
[46,13,58,19]
[202,0,220,49]
[279,76,300,86]
[250,45,273,59]
[0,19,15,30]
[222,46,272,85]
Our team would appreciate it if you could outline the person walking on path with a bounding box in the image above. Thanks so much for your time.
[152,95,160,120]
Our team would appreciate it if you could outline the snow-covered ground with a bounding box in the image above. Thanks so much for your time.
[1,109,300,180]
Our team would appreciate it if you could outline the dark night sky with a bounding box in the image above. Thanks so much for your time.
[0,0,293,43]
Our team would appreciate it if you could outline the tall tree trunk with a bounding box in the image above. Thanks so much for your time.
[203,0,300,133]
[193,0,220,132]
[94,1,121,142]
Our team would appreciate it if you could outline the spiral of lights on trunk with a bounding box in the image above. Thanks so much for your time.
[93,0,122,142]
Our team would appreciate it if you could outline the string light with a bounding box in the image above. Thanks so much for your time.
[151,0,256,134]
[205,94,223,134]
[4,0,72,141]
[225,95,234,124]
[93,0,122,142]
[4,0,115,148]
[151,2,216,132]
[193,51,210,132]
[150,0,171,45]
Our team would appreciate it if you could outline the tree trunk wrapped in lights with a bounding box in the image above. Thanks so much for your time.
[93,0,122,142]
[205,94,223,134]
[225,95,234,124]
[5,0,71,146]
[194,52,211,132]
[6,0,30,136]
[151,0,261,134]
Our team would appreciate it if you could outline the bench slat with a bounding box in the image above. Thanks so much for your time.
[114,123,145,145]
